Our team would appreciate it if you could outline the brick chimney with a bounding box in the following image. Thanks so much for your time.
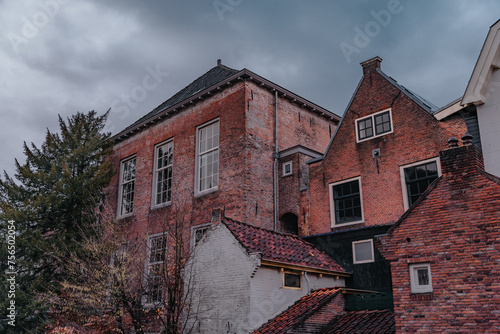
[440,134,484,180]
[360,56,382,76]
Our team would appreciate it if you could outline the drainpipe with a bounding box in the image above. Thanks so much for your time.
[304,271,311,294]
[273,90,279,231]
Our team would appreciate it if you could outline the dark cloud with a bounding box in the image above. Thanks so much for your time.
[1,0,498,178]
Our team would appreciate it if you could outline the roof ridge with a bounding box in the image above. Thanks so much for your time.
[223,217,304,240]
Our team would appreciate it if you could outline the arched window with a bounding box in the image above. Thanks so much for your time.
[280,212,299,235]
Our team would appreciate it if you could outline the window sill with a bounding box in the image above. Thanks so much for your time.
[194,187,218,199]
[151,201,172,210]
[117,213,134,220]
[410,292,433,301]
[332,220,364,229]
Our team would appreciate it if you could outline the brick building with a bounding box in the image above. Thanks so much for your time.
[303,56,470,311]
[378,140,500,333]
[106,60,339,241]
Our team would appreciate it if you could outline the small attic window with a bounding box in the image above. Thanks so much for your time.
[355,108,393,142]
[283,270,301,289]
[282,161,293,177]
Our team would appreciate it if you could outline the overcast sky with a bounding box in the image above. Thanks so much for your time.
[1,1,499,178]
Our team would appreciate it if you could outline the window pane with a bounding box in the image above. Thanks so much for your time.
[358,118,373,140]
[284,273,301,288]
[405,161,439,206]
[374,111,392,135]
[333,180,362,224]
[417,268,429,286]
[354,241,373,263]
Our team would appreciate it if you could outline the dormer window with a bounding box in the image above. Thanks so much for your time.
[355,108,393,142]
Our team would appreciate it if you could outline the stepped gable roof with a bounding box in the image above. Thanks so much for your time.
[112,62,339,143]
[222,218,346,274]
[252,287,342,334]
[325,309,395,334]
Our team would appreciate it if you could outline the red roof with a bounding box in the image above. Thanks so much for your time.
[222,218,345,273]
[252,288,342,334]
[326,309,395,334]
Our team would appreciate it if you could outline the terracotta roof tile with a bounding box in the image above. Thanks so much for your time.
[252,288,342,334]
[326,309,395,334]
[222,218,345,273]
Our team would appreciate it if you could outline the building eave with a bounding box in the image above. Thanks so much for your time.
[260,259,350,277]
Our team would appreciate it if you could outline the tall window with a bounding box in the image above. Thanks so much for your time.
[119,157,136,217]
[154,140,174,206]
[401,158,440,209]
[330,177,363,226]
[356,108,393,142]
[146,234,167,304]
[196,120,219,194]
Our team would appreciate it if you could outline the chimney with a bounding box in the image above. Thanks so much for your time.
[440,134,484,179]
[211,207,224,224]
[360,56,382,76]
[217,59,222,66]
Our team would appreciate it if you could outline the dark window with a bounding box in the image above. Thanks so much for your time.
[284,272,301,288]
[281,212,299,235]
[357,117,373,140]
[333,180,362,224]
[404,161,438,206]
[374,110,392,135]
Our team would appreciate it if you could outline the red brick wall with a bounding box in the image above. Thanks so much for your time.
[307,60,467,235]
[105,78,337,238]
[379,145,500,333]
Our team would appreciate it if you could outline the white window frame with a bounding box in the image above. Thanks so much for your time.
[400,157,441,211]
[329,176,364,228]
[144,233,167,306]
[282,161,293,177]
[194,119,220,196]
[352,239,375,264]
[190,223,211,249]
[409,263,433,294]
[117,155,137,218]
[355,108,394,143]
[152,139,174,208]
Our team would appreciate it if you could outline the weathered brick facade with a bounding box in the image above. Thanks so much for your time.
[105,64,338,241]
[379,143,500,333]
[307,57,468,235]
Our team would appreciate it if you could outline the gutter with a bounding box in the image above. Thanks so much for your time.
[273,90,279,231]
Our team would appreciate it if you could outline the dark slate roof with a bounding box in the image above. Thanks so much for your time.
[376,68,438,113]
[222,218,346,273]
[252,288,342,334]
[117,64,239,136]
[325,309,395,334]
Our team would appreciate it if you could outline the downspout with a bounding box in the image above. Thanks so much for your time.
[304,271,311,294]
[273,90,279,231]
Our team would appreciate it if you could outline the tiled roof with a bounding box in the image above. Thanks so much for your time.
[325,309,395,334]
[252,288,342,334]
[116,64,239,136]
[222,218,346,273]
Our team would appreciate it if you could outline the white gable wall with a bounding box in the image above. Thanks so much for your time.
[185,224,260,334]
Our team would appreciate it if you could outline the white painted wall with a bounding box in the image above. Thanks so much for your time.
[477,68,500,177]
[186,223,346,333]
[248,267,345,331]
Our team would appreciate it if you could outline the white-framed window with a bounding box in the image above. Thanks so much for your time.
[329,177,364,227]
[118,156,136,217]
[352,239,374,264]
[283,270,301,289]
[145,233,167,304]
[409,263,433,294]
[195,119,219,195]
[282,161,293,177]
[190,223,211,248]
[355,108,393,142]
[400,157,441,210]
[153,139,174,207]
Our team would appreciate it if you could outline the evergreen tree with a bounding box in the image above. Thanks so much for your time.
[0,110,114,332]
